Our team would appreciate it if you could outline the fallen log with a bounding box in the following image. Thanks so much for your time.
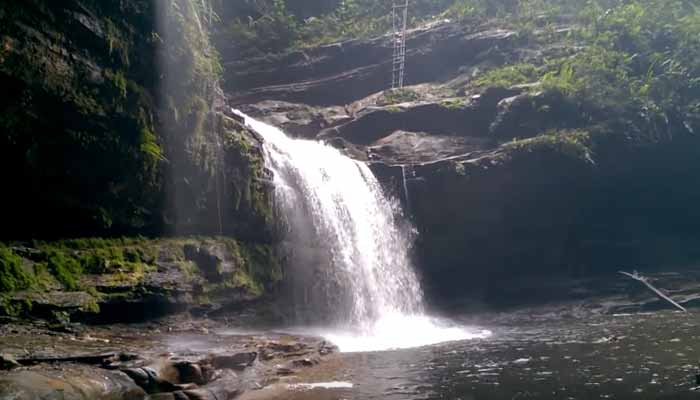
[619,270,687,313]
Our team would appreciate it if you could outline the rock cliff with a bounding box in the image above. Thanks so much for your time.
[229,19,700,305]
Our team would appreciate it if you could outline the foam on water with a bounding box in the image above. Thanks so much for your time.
[322,313,492,353]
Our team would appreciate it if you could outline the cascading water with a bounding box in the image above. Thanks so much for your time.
[235,111,490,352]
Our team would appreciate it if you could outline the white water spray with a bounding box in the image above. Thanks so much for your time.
[235,111,490,351]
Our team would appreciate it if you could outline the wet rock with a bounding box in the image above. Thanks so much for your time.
[0,365,146,400]
[274,365,294,376]
[183,243,244,285]
[14,352,120,367]
[318,341,338,355]
[184,244,225,283]
[181,388,233,400]
[368,130,492,165]
[104,353,143,370]
[289,357,319,367]
[320,99,496,146]
[9,291,100,322]
[237,101,350,139]
[182,369,241,400]
[0,353,21,370]
[489,90,581,140]
[174,361,206,385]
[122,363,180,394]
[147,394,185,400]
[207,352,257,370]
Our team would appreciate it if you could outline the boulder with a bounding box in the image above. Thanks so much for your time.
[0,365,146,400]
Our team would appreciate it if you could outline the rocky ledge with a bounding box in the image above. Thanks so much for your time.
[0,316,336,400]
[0,237,281,326]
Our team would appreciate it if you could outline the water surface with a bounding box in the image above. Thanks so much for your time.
[256,310,700,400]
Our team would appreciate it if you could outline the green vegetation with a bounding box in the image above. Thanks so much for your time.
[502,129,595,164]
[462,0,700,151]
[223,126,275,228]
[239,242,283,293]
[379,88,420,105]
[218,0,700,138]
[0,0,252,239]
[215,0,582,55]
[0,237,282,320]
[45,250,83,290]
[474,63,540,88]
[0,247,34,292]
[161,0,224,163]
[0,237,281,295]
[441,98,468,110]
[0,296,33,318]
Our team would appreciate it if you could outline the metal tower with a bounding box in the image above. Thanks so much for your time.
[392,0,409,89]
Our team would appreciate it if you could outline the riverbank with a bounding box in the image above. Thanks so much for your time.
[3,269,699,399]
[4,302,698,399]
[0,314,337,399]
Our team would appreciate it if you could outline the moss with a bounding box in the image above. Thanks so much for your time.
[501,129,595,164]
[379,88,420,105]
[33,263,56,290]
[239,242,283,290]
[0,247,35,292]
[0,296,33,317]
[473,63,541,89]
[228,270,263,296]
[440,98,467,110]
[1,237,282,313]
[223,125,275,229]
[176,260,199,279]
[105,69,128,99]
[140,127,166,166]
[104,17,131,66]
[82,294,101,314]
[32,239,159,289]
[45,251,83,290]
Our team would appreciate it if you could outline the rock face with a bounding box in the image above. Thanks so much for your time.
[228,21,700,306]
[226,22,517,106]
[0,238,281,324]
[0,1,162,238]
[0,0,282,313]
[0,0,275,242]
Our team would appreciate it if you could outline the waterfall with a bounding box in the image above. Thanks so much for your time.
[235,111,490,351]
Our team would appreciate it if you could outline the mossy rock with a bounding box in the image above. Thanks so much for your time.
[0,247,35,292]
